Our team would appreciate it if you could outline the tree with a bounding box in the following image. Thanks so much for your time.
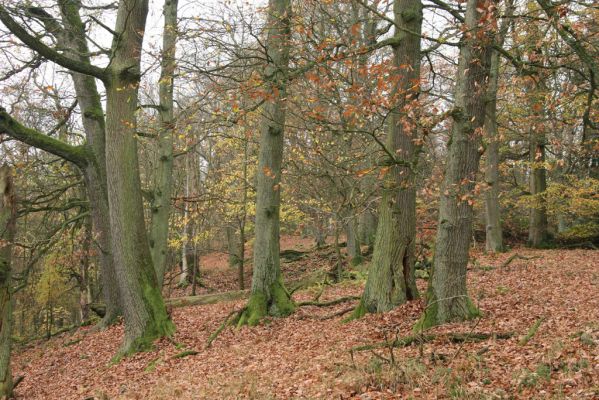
[0,0,174,353]
[416,0,495,329]
[149,0,179,287]
[237,0,295,326]
[0,165,16,398]
[484,0,513,253]
[351,0,423,318]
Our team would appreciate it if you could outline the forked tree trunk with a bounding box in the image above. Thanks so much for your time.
[0,166,16,398]
[238,0,295,326]
[149,0,179,287]
[416,0,494,330]
[104,0,173,353]
[351,0,422,318]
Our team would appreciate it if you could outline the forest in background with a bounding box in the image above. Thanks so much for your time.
[0,0,597,398]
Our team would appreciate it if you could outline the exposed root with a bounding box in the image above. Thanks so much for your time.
[205,307,246,348]
[519,317,544,346]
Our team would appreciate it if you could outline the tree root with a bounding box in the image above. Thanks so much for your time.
[297,295,360,308]
[205,307,246,348]
[350,331,514,354]
[519,317,544,346]
[500,254,542,268]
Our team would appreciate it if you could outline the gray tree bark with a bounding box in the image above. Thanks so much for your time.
[149,0,179,287]
[416,0,494,330]
[238,0,295,326]
[103,0,174,353]
[0,166,16,398]
[484,0,513,253]
[351,0,422,318]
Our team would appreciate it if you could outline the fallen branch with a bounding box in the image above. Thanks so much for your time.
[166,290,249,308]
[519,317,544,346]
[13,375,24,389]
[297,295,360,307]
[500,254,542,268]
[350,331,514,354]
[172,350,199,359]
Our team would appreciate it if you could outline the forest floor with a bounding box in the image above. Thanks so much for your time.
[11,239,599,399]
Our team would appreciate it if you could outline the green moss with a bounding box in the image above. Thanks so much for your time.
[237,280,296,327]
[413,290,480,332]
[343,299,366,323]
[269,280,295,317]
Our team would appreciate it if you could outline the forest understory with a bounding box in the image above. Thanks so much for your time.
[11,243,599,399]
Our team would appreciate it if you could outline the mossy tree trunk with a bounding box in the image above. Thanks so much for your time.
[484,0,513,253]
[353,0,422,318]
[0,166,16,398]
[238,0,295,326]
[149,0,178,287]
[103,0,174,353]
[416,0,494,330]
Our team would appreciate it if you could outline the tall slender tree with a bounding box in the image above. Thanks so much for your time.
[149,0,179,287]
[0,165,16,398]
[484,0,513,253]
[237,0,295,326]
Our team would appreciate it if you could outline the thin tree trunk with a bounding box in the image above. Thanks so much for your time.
[104,0,174,354]
[149,0,179,286]
[345,211,362,265]
[416,0,494,330]
[238,0,294,326]
[352,0,422,318]
[484,0,512,253]
[0,166,16,398]
[528,122,548,247]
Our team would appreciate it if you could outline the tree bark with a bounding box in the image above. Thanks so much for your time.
[0,166,16,398]
[416,0,494,330]
[483,0,512,253]
[57,0,122,325]
[104,0,174,353]
[352,0,422,318]
[238,0,295,326]
[149,0,179,287]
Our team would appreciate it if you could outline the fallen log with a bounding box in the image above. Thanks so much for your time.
[165,290,249,308]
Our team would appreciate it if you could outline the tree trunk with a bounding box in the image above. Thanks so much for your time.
[345,211,362,265]
[416,0,494,330]
[352,0,422,318]
[359,208,377,252]
[149,0,179,287]
[238,0,294,326]
[226,225,241,269]
[484,0,512,253]
[104,0,173,354]
[48,0,122,325]
[528,125,548,247]
[0,166,16,398]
